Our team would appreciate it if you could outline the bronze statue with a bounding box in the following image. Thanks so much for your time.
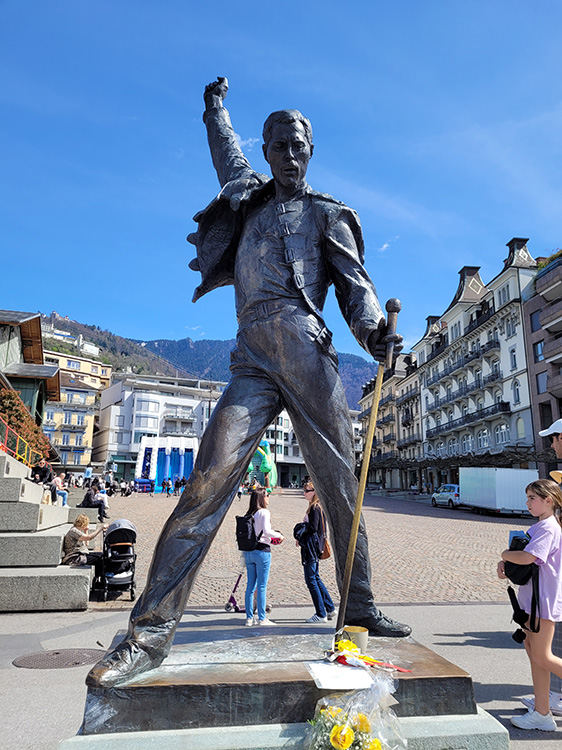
[87,78,410,688]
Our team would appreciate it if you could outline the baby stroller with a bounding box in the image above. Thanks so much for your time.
[98,519,137,602]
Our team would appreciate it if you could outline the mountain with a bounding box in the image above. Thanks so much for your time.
[137,337,376,409]
[40,312,377,409]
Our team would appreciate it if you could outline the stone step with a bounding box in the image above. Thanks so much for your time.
[59,709,508,750]
[0,519,103,566]
[0,477,44,504]
[0,566,93,611]
[0,500,70,532]
[0,452,31,479]
[68,507,99,525]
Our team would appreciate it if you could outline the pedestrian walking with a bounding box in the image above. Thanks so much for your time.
[498,479,562,732]
[294,481,336,623]
[242,488,284,626]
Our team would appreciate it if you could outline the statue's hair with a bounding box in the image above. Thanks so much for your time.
[262,110,313,147]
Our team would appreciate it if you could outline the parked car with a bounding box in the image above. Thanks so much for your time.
[431,484,461,508]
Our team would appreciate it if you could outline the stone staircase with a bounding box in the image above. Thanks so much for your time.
[0,452,98,611]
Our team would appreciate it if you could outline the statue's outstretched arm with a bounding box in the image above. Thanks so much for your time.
[203,77,254,188]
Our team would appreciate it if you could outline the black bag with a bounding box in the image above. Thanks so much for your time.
[505,533,540,639]
[504,534,537,585]
[235,514,262,551]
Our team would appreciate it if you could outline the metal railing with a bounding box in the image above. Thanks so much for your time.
[426,401,510,438]
[396,386,420,405]
[0,415,44,467]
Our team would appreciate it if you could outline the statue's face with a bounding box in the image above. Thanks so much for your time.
[263,121,313,190]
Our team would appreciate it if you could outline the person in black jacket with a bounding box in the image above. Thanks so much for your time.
[297,481,336,623]
[31,458,56,504]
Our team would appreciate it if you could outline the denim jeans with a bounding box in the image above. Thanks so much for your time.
[244,549,272,621]
[56,489,68,506]
[303,560,334,617]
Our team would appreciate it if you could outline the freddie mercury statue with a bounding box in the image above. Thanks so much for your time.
[87,77,411,688]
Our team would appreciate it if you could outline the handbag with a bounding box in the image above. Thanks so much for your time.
[319,509,331,559]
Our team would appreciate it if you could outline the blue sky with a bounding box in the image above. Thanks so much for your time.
[2,1,561,359]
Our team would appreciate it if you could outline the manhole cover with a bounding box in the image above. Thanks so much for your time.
[13,649,106,669]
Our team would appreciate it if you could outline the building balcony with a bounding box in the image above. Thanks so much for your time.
[481,338,501,356]
[53,440,86,449]
[377,413,395,426]
[540,299,562,334]
[48,401,91,412]
[43,418,56,427]
[60,423,86,431]
[536,257,562,302]
[396,386,420,405]
[464,305,496,336]
[426,401,510,439]
[426,341,448,364]
[382,432,396,444]
[371,450,397,462]
[397,431,422,448]
[379,392,395,407]
[163,409,196,422]
[543,336,562,364]
[160,428,197,438]
[547,372,562,399]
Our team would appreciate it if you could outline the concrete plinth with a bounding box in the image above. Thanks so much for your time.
[0,566,92,611]
[64,708,509,750]
[81,633,478,736]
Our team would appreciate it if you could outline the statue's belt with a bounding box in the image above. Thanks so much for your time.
[237,299,333,350]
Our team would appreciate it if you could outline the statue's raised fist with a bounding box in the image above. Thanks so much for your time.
[204,77,229,108]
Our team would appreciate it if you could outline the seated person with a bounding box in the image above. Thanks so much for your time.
[61,514,107,578]
[53,473,69,507]
[31,458,57,503]
[79,486,109,521]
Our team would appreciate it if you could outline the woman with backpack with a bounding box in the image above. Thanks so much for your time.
[497,479,562,731]
[295,481,336,624]
[242,487,284,626]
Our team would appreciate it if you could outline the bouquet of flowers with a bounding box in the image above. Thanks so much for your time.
[305,672,407,750]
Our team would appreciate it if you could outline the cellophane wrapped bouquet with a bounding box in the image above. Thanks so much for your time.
[305,672,407,750]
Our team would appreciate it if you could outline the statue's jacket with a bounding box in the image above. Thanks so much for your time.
[187,106,383,356]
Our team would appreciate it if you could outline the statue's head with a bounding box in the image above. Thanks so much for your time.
[262,110,314,191]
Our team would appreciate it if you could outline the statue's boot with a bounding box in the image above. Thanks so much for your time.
[345,612,412,638]
[86,639,164,688]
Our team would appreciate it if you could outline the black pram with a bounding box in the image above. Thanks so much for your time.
[98,519,137,602]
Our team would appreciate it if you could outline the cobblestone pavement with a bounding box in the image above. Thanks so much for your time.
[73,488,531,611]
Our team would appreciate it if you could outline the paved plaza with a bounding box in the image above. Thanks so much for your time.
[1,488,558,749]
[87,487,530,611]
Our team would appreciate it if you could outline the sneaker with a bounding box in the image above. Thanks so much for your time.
[510,709,557,731]
[522,692,562,716]
[326,608,337,620]
[307,614,328,623]
[245,617,254,627]
[256,618,275,626]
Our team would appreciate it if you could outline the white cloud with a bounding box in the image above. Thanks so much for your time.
[184,325,201,331]
[376,235,400,253]
[235,132,260,151]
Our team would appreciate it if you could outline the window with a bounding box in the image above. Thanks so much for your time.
[492,359,500,376]
[101,368,108,375]
[64,412,72,425]
[513,380,521,404]
[115,415,125,427]
[530,310,541,332]
[517,417,525,439]
[75,434,83,446]
[293,446,300,456]
[461,402,468,416]
[76,414,85,426]
[494,390,502,404]
[498,283,510,307]
[276,444,282,454]
[277,417,283,426]
[133,431,156,443]
[436,442,444,457]
[62,433,70,446]
[533,341,544,363]
[536,372,548,394]
[505,318,515,338]
[495,423,510,444]
[284,446,289,455]
[475,368,482,387]
[91,365,98,374]
[115,432,126,444]
[448,438,459,455]
[137,399,158,413]
[510,348,517,370]
[46,410,54,421]
[462,433,474,453]
[477,429,490,449]
[284,419,289,428]
[60,451,69,465]
[67,360,80,370]
[135,416,158,428]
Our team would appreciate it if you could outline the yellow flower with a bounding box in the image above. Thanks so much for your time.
[321,706,343,719]
[365,739,382,750]
[336,639,359,653]
[329,724,355,750]
[351,713,371,733]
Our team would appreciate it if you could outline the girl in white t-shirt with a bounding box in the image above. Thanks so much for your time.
[243,488,284,626]
[498,479,562,732]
